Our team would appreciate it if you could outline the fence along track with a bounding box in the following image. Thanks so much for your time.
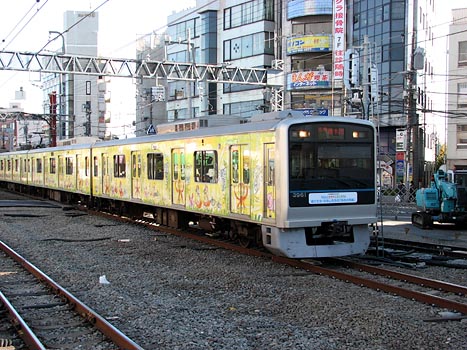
[0,240,144,350]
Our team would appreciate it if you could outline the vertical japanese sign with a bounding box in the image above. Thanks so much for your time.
[333,0,346,81]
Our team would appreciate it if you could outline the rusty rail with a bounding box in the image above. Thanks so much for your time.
[0,240,144,350]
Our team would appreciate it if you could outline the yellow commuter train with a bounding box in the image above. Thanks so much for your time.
[0,111,377,258]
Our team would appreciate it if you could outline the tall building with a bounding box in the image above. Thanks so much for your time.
[163,0,276,122]
[281,0,340,116]
[446,8,467,170]
[348,0,444,187]
[42,10,101,140]
[135,34,168,137]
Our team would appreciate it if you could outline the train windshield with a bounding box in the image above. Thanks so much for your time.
[289,122,375,207]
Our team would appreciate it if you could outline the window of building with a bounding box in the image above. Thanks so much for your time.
[458,83,467,108]
[223,99,264,117]
[194,150,218,183]
[391,2,405,19]
[147,153,164,180]
[224,32,274,61]
[459,41,467,67]
[457,124,467,149]
[113,154,126,178]
[167,18,198,41]
[224,83,259,94]
[224,0,274,30]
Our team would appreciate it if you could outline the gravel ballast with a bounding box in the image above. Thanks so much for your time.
[0,192,466,349]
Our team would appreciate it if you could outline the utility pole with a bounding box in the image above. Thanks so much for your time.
[187,28,194,119]
[84,101,91,136]
[48,92,57,147]
[49,31,66,140]
[362,35,370,119]
[407,2,424,187]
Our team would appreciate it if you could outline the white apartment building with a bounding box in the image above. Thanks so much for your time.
[447,8,467,170]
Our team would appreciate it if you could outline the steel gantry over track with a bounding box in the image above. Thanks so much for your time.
[0,50,284,110]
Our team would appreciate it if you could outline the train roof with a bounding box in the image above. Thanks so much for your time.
[92,112,374,149]
[0,112,374,155]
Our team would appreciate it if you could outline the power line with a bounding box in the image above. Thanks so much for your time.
[1,0,49,51]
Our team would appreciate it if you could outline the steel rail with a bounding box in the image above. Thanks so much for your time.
[0,240,144,350]
[332,258,467,295]
[0,291,46,350]
[271,256,467,315]
[90,210,467,315]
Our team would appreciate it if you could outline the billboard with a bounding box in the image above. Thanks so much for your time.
[332,0,346,81]
[286,35,332,55]
[287,70,331,90]
[287,0,333,19]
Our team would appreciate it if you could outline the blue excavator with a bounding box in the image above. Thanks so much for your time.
[411,168,467,228]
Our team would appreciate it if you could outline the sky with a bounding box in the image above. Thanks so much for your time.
[0,0,196,113]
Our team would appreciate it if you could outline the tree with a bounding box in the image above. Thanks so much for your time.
[435,144,446,170]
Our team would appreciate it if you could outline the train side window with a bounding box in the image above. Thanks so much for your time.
[14,159,19,172]
[113,154,126,178]
[131,153,142,178]
[50,158,56,174]
[36,158,43,173]
[232,149,239,183]
[194,150,218,183]
[7,160,11,171]
[148,153,164,180]
[93,157,98,176]
[84,156,89,176]
[65,157,73,175]
[0,160,3,171]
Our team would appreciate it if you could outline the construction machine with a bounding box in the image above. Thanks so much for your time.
[411,168,467,228]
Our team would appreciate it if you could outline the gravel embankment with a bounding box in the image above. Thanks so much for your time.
[0,190,466,350]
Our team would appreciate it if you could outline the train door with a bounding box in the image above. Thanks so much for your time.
[230,145,251,216]
[58,156,63,187]
[75,155,80,189]
[92,155,99,194]
[102,153,110,196]
[131,151,142,200]
[264,143,276,219]
[41,156,45,185]
[171,148,185,206]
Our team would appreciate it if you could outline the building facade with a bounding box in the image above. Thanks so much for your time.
[162,0,276,123]
[281,0,340,117]
[42,10,101,140]
[348,0,445,187]
[135,34,168,137]
[447,8,467,170]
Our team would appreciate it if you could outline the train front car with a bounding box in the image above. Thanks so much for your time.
[263,116,377,258]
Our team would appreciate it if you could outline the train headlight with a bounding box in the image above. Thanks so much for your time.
[352,131,368,139]
[296,130,310,138]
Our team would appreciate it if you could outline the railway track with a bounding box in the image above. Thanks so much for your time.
[94,210,467,317]
[0,241,144,350]
[325,258,467,317]
[370,236,467,260]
